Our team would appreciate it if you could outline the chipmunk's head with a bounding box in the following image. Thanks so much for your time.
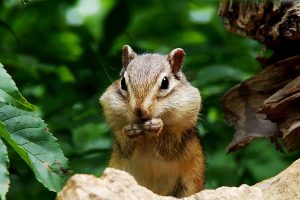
[100,45,201,132]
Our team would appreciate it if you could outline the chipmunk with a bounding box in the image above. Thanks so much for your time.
[100,45,205,197]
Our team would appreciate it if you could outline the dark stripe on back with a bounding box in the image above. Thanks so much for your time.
[178,127,199,156]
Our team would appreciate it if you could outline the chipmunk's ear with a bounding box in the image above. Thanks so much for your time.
[122,45,137,69]
[168,48,186,75]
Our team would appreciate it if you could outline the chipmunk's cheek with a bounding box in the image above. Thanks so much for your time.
[153,103,172,125]
[151,102,162,117]
[127,110,137,122]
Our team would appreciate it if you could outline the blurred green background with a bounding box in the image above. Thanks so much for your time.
[0,0,299,199]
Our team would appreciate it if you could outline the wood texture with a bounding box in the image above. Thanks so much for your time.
[220,0,300,152]
[219,0,300,51]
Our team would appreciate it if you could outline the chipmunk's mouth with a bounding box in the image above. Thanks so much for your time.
[135,117,151,124]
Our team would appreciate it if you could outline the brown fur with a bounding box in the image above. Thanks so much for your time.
[100,46,205,197]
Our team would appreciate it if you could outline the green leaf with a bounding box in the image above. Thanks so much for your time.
[194,65,252,87]
[0,132,10,200]
[57,66,75,83]
[0,63,36,111]
[0,103,70,192]
[72,123,111,153]
[0,19,20,45]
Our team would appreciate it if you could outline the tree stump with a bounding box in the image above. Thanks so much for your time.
[219,0,300,152]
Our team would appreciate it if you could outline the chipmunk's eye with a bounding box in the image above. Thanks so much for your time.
[160,76,169,90]
[121,77,127,91]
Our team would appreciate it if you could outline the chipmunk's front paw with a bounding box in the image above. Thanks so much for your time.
[143,118,163,135]
[123,118,163,138]
[123,123,143,138]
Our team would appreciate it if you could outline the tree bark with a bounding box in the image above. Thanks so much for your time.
[219,0,300,52]
[220,0,300,152]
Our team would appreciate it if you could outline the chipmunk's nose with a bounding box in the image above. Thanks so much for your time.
[136,108,143,117]
[135,108,151,122]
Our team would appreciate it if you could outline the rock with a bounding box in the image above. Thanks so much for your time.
[56,168,171,200]
[56,158,300,200]
[255,158,300,200]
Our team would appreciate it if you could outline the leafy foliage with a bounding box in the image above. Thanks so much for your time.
[0,63,69,199]
[0,0,299,199]
[0,64,35,111]
[0,136,9,200]
[0,103,69,192]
